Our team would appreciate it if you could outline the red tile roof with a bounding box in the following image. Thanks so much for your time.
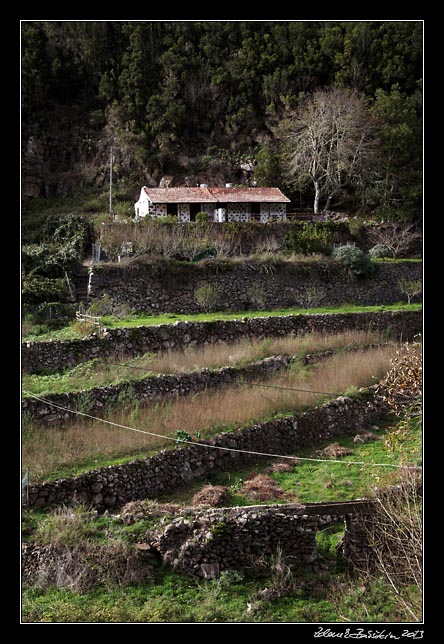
[143,187,290,203]
[209,187,290,203]
[143,187,215,203]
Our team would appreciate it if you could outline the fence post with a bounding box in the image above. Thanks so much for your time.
[22,468,29,507]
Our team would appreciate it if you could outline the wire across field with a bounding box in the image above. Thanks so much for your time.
[22,344,397,481]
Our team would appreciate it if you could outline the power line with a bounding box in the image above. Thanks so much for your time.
[249,383,338,396]
[23,392,421,471]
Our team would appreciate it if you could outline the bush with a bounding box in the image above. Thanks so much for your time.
[194,284,221,312]
[196,212,209,224]
[333,245,375,277]
[247,282,267,309]
[22,275,71,304]
[369,244,392,259]
[87,293,114,316]
[284,223,332,256]
[113,201,134,218]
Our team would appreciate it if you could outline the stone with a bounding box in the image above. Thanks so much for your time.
[200,563,220,579]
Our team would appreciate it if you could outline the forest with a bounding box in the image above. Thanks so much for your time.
[21,21,423,219]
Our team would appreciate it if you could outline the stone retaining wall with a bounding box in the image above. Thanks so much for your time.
[144,500,376,578]
[22,310,422,374]
[88,259,422,315]
[26,387,388,512]
[22,354,294,424]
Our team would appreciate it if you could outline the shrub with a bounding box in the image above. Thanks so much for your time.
[333,245,375,277]
[196,212,209,224]
[87,293,114,316]
[369,244,392,259]
[397,278,422,305]
[22,275,71,304]
[113,201,134,218]
[247,282,267,309]
[194,284,221,312]
[156,215,178,224]
[284,222,332,256]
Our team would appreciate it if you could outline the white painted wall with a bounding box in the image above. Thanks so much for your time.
[134,188,150,218]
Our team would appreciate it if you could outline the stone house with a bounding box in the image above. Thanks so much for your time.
[134,185,290,223]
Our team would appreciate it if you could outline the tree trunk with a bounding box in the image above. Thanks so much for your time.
[325,194,334,211]
[313,181,321,214]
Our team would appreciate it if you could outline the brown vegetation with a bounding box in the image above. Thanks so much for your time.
[239,474,295,502]
[22,344,397,481]
[192,484,230,507]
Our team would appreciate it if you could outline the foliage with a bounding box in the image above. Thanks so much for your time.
[282,88,380,213]
[397,279,422,305]
[369,223,421,258]
[246,282,267,309]
[283,223,332,256]
[358,471,423,621]
[377,341,422,420]
[332,245,375,277]
[86,293,114,316]
[174,430,193,444]
[195,212,209,224]
[194,284,221,312]
[22,274,71,304]
[22,22,422,219]
[369,244,391,259]
[22,214,90,278]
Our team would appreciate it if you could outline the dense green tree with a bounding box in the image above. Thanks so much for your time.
[21,22,50,121]
[369,85,422,220]
[21,20,423,219]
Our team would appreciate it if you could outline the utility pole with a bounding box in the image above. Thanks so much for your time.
[109,145,113,219]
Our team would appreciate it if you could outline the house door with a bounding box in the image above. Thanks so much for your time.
[190,203,201,222]
[168,203,178,218]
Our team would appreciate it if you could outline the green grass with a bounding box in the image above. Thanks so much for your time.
[23,302,422,342]
[22,415,421,623]
[154,416,422,507]
[21,558,407,623]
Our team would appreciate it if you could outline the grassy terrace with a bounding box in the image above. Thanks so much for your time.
[22,302,421,342]
[22,415,421,623]
[23,344,397,482]
[22,329,389,397]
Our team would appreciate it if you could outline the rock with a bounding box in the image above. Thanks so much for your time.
[200,563,220,579]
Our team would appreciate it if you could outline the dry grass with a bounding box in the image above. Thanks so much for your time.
[23,330,387,396]
[192,484,230,507]
[22,345,397,481]
[239,474,295,502]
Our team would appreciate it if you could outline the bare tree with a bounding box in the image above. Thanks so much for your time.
[398,278,422,305]
[283,88,379,213]
[361,472,423,621]
[369,222,421,258]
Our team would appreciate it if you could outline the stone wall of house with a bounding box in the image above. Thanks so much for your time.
[22,310,422,375]
[25,387,388,512]
[87,260,422,315]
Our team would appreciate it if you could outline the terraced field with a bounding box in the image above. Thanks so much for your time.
[21,312,422,624]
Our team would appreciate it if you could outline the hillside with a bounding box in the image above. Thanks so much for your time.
[22,21,422,219]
